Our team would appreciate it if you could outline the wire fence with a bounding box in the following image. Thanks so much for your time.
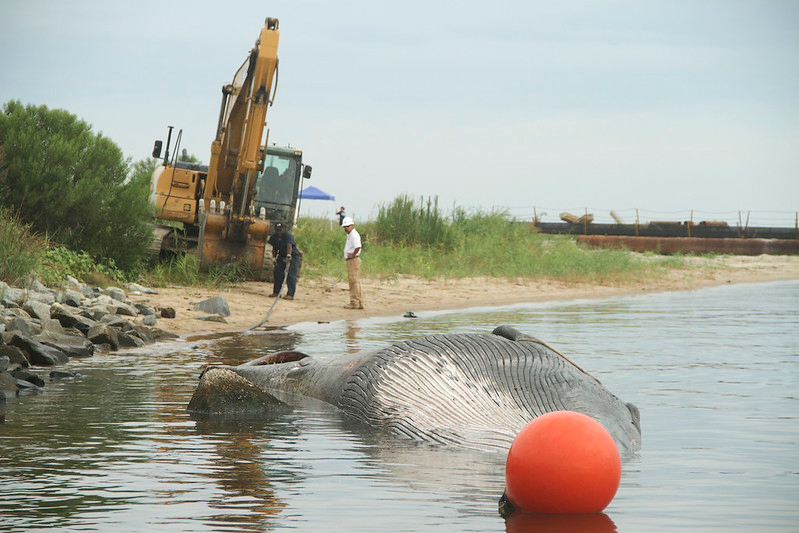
[498,206,799,229]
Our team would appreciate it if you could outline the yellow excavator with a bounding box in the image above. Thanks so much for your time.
[150,17,311,279]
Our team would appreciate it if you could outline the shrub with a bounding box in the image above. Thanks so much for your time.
[40,246,125,286]
[0,100,154,274]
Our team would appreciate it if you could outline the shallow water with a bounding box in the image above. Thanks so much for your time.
[1,280,797,532]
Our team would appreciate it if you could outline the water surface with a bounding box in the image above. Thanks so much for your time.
[1,279,797,531]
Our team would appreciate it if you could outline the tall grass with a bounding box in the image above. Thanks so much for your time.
[146,254,201,286]
[375,194,454,249]
[144,253,251,287]
[294,196,682,283]
[0,207,48,283]
[0,208,127,286]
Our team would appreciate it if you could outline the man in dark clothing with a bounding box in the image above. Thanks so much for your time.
[267,223,300,300]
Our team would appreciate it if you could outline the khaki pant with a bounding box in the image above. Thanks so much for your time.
[346,257,363,307]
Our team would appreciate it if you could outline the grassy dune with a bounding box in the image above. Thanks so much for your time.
[295,196,683,283]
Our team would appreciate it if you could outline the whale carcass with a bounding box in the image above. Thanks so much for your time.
[188,325,641,453]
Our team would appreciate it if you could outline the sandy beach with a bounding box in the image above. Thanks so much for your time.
[128,255,799,339]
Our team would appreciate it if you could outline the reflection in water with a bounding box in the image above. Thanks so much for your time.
[345,321,362,354]
[198,328,304,366]
[505,511,617,533]
[191,419,293,531]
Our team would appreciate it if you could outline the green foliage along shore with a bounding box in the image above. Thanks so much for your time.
[0,207,125,286]
[0,100,154,274]
[294,195,682,283]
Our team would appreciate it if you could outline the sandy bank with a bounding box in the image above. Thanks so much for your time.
[128,255,799,339]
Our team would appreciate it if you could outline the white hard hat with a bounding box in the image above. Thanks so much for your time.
[341,216,354,227]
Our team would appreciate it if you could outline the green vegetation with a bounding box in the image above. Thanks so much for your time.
[0,207,123,286]
[0,97,682,292]
[375,194,455,249]
[0,207,50,283]
[0,100,154,274]
[40,246,125,286]
[294,195,682,283]
[144,254,251,288]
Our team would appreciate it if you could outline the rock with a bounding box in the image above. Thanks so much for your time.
[0,371,19,399]
[125,282,158,295]
[59,290,85,307]
[1,278,178,373]
[103,286,127,302]
[0,345,29,368]
[51,303,80,328]
[5,315,38,337]
[24,290,55,306]
[7,333,69,366]
[4,307,31,318]
[44,317,64,331]
[79,285,100,299]
[93,343,114,353]
[99,314,128,328]
[29,279,49,293]
[87,294,118,313]
[39,332,94,358]
[128,325,156,345]
[82,305,111,322]
[61,276,84,291]
[151,328,180,341]
[69,313,99,336]
[15,377,43,395]
[0,356,9,372]
[196,315,228,323]
[187,367,289,417]
[22,300,51,323]
[141,314,158,327]
[50,370,82,381]
[11,368,45,388]
[134,303,156,316]
[87,324,120,351]
[0,281,24,305]
[193,296,230,317]
[114,301,139,317]
[116,331,145,349]
[159,307,176,319]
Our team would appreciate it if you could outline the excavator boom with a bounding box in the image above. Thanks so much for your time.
[206,17,280,217]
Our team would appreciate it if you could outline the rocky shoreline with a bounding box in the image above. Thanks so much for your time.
[0,277,230,416]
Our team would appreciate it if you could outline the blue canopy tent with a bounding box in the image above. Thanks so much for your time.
[299,185,335,201]
[296,185,337,227]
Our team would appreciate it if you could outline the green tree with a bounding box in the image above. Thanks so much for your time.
[0,100,154,273]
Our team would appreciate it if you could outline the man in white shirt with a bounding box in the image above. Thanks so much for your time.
[341,216,363,309]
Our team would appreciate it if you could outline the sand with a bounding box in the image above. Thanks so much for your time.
[127,255,799,339]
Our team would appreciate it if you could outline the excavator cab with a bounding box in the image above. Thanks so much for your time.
[253,145,309,227]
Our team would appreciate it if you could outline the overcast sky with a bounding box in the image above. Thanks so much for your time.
[2,0,797,225]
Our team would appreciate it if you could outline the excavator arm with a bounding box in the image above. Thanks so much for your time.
[205,17,280,218]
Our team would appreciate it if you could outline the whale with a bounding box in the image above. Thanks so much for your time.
[188,325,641,454]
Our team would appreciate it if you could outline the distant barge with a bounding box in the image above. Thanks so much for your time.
[533,216,799,255]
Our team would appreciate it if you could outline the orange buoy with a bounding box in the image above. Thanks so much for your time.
[504,411,621,514]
